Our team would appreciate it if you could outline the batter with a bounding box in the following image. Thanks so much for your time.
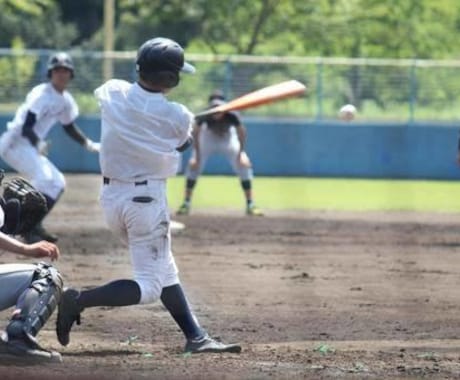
[55,37,242,354]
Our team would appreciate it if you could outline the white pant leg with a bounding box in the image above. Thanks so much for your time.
[215,128,254,181]
[0,132,65,199]
[0,264,36,311]
[186,128,218,180]
[100,180,179,305]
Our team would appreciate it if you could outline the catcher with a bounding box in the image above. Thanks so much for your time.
[0,172,63,363]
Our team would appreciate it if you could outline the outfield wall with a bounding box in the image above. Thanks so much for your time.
[0,115,458,180]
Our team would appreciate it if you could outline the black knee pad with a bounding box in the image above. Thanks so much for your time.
[241,180,252,191]
[186,179,197,190]
[7,262,63,338]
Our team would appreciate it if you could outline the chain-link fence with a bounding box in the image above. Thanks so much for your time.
[1,48,460,122]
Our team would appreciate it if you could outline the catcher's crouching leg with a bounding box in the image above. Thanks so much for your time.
[0,263,63,363]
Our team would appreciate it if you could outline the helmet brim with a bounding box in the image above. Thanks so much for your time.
[209,99,226,107]
[181,61,195,74]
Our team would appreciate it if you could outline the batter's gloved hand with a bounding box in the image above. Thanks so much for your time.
[85,139,101,153]
[1,177,48,235]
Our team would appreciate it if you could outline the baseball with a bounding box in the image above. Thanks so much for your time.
[339,104,357,121]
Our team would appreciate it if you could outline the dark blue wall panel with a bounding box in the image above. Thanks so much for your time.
[0,115,458,179]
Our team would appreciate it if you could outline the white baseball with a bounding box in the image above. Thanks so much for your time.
[339,104,357,121]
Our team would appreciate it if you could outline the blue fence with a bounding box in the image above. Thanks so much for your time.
[0,115,458,180]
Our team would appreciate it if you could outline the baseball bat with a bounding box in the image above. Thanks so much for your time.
[195,80,306,117]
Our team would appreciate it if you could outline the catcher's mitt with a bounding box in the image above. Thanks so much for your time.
[2,177,48,235]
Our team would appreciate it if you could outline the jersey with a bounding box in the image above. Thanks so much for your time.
[95,79,193,180]
[195,111,241,137]
[6,83,79,140]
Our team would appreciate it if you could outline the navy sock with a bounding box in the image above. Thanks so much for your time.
[160,284,204,340]
[78,279,141,308]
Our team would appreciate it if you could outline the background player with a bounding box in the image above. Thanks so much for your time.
[177,91,263,216]
[0,186,62,362]
[0,52,100,244]
[55,37,241,354]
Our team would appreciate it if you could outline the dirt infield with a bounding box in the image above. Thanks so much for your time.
[1,174,460,379]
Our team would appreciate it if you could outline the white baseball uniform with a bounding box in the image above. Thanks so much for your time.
[187,112,253,180]
[0,83,78,199]
[95,79,193,304]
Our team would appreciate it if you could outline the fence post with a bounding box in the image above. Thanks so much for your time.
[315,59,323,121]
[409,60,417,124]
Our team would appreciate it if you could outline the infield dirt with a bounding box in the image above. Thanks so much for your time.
[1,174,459,379]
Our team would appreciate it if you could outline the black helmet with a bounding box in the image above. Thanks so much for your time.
[136,37,195,88]
[208,90,226,103]
[47,52,74,78]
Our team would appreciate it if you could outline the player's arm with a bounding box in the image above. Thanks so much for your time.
[21,111,40,146]
[176,136,193,152]
[62,122,100,153]
[0,231,59,260]
[232,113,246,152]
[192,121,201,155]
[231,113,251,167]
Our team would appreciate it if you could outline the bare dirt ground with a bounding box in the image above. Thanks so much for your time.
[1,174,460,379]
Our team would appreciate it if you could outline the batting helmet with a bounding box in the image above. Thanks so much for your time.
[136,37,195,88]
[47,52,74,78]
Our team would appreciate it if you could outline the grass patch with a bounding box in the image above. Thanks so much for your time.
[167,175,460,213]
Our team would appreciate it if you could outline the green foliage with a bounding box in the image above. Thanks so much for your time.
[1,0,460,121]
[0,38,37,101]
[0,0,77,49]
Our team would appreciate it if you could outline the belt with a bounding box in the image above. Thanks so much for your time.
[103,177,148,186]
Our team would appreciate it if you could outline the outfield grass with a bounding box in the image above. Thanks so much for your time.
[167,175,460,213]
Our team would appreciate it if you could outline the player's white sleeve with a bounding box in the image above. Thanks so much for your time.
[59,93,79,125]
[174,104,194,147]
[27,88,48,120]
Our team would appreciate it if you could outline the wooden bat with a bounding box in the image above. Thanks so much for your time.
[195,80,306,117]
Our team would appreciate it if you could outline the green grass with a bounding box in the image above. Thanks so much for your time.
[167,175,460,213]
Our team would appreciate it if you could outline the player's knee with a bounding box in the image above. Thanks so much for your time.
[136,278,163,304]
[238,167,254,182]
[34,177,65,199]
[186,179,196,190]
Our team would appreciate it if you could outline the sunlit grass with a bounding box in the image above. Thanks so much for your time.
[167,175,460,213]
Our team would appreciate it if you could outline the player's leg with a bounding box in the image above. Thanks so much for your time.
[0,263,63,362]
[149,193,241,353]
[56,186,141,346]
[225,131,263,216]
[24,156,65,243]
[0,141,65,242]
[177,131,212,215]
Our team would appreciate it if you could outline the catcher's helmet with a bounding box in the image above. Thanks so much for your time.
[136,37,195,88]
[47,52,74,78]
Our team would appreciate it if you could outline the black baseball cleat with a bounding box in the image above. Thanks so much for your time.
[56,288,82,346]
[0,331,62,363]
[184,335,242,354]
